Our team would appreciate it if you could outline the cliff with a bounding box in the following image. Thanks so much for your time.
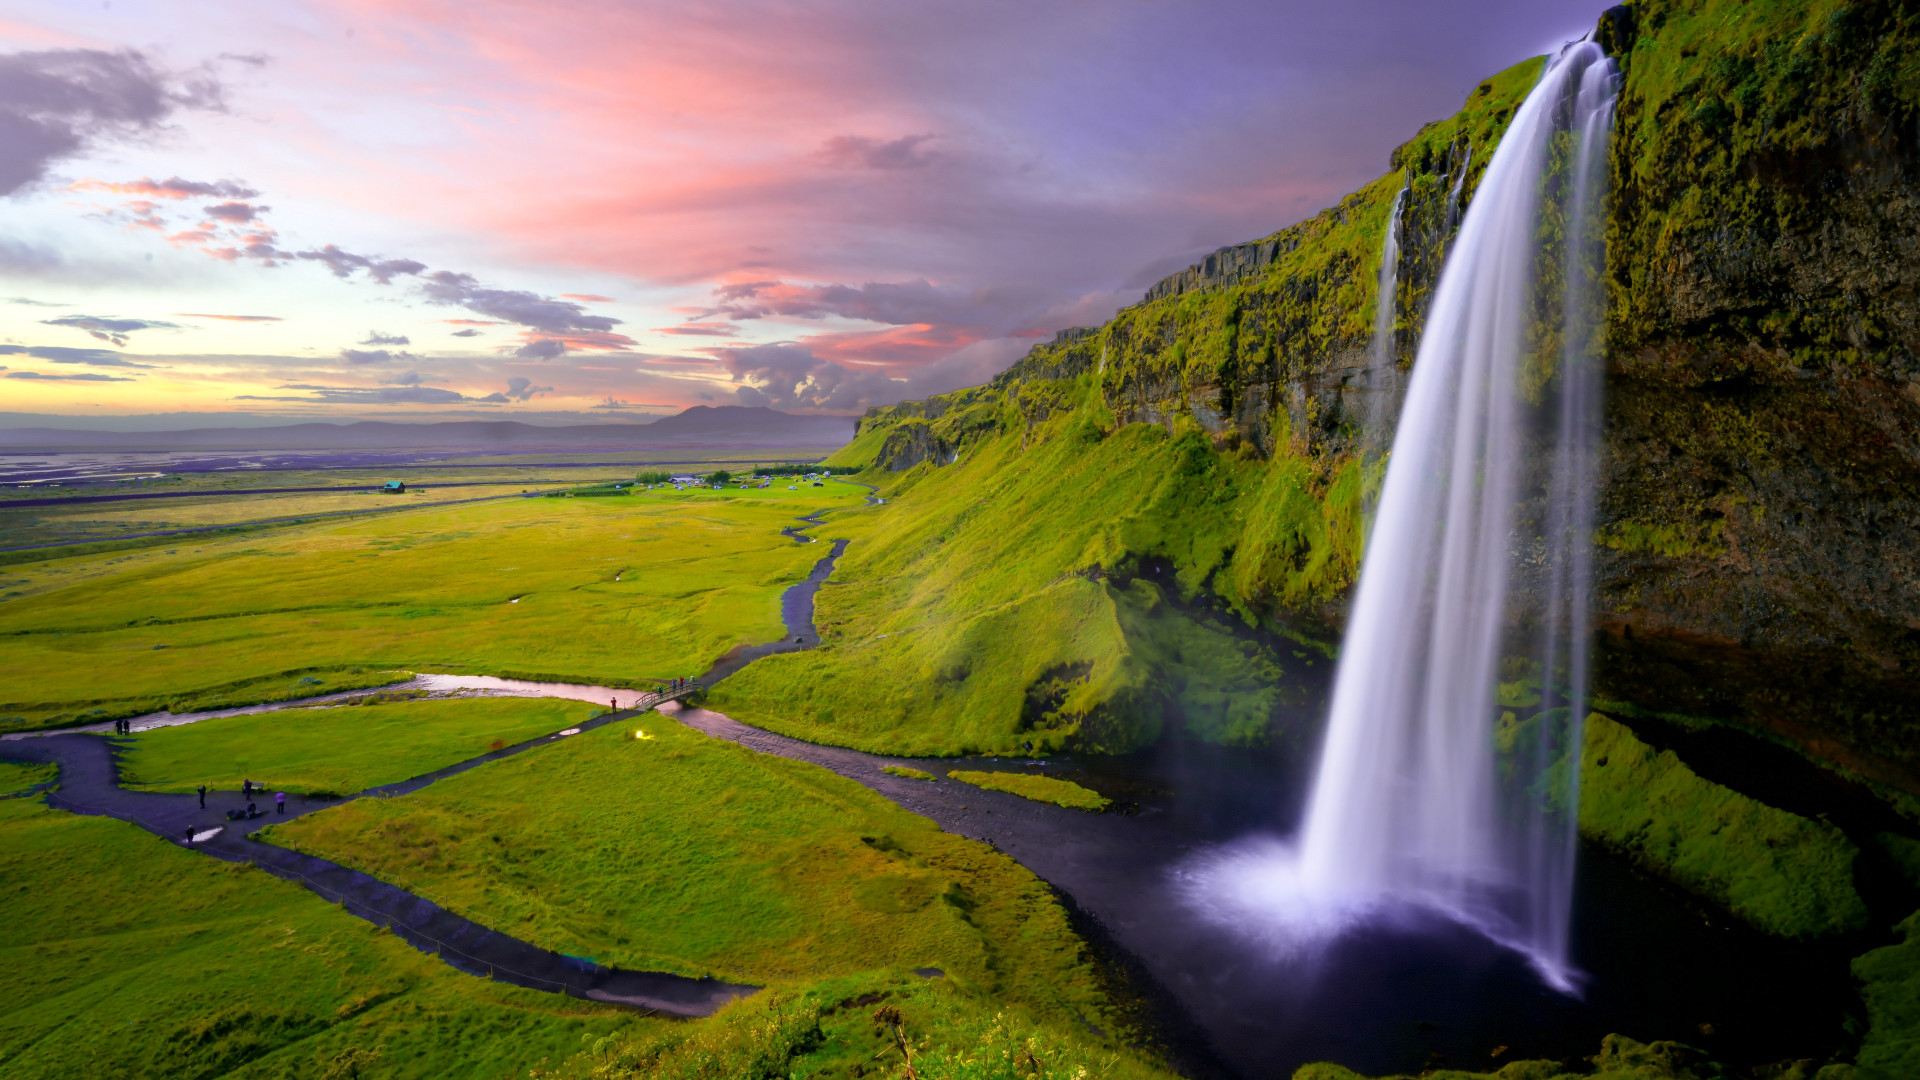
[791,0,1920,800]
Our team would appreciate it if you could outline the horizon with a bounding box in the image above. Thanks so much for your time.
[2,0,1603,432]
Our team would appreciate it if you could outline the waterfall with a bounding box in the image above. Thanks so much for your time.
[1294,40,1618,991]
[1366,181,1408,450]
[1444,141,1472,231]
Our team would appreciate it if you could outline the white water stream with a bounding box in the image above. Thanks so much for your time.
[1365,182,1408,452]
[1190,40,1619,993]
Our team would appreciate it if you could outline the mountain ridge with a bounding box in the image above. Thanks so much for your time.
[0,405,855,451]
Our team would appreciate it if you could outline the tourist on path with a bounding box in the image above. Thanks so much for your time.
[275,792,286,815]
[197,785,207,809]
[242,779,252,800]
[184,827,193,848]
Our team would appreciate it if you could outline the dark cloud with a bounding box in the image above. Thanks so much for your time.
[717,342,904,412]
[656,322,739,336]
[294,244,427,283]
[7,297,66,306]
[0,50,224,197]
[175,312,281,322]
[705,278,1000,327]
[591,396,634,409]
[339,348,415,365]
[6,370,135,382]
[76,176,259,199]
[41,314,179,346]
[513,338,568,361]
[239,384,470,404]
[451,328,483,337]
[476,376,554,403]
[819,133,938,170]
[421,271,624,336]
[201,200,265,222]
[0,344,157,367]
[360,330,410,346]
[385,370,425,386]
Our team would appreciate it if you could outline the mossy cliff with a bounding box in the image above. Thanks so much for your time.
[1595,0,1920,799]
[799,0,1920,803]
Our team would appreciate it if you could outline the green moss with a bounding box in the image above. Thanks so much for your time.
[1852,910,1920,1080]
[947,770,1110,812]
[1580,715,1868,938]
[883,765,938,781]
[1597,518,1729,559]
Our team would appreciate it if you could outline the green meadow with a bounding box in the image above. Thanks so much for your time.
[0,484,864,733]
[0,797,634,1080]
[0,759,52,796]
[265,717,1124,1030]
[120,696,597,796]
[708,405,1357,758]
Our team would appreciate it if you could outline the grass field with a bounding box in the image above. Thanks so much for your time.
[707,411,1348,758]
[120,696,598,796]
[0,797,637,1079]
[948,769,1110,812]
[0,759,52,796]
[0,486,557,549]
[529,969,1181,1080]
[265,716,1126,1033]
[0,483,864,733]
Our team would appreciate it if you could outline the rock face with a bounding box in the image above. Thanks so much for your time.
[1594,0,1920,789]
[873,420,952,471]
[843,0,1920,792]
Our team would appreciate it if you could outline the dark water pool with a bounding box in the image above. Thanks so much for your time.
[918,743,1864,1079]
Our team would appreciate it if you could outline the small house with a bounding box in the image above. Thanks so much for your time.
[382,481,406,493]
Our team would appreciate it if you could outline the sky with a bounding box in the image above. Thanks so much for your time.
[0,0,1605,427]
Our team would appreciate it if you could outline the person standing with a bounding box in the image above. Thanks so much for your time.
[275,792,286,815]
[197,784,207,809]
[184,827,193,848]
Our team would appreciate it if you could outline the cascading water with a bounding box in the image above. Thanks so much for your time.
[1182,40,1618,995]
[1444,141,1473,232]
[1365,181,1408,452]
[1296,39,1617,990]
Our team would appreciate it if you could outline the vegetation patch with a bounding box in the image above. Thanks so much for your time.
[0,667,412,736]
[1580,715,1868,938]
[0,798,626,1079]
[0,490,859,732]
[883,764,938,781]
[119,696,595,795]
[1291,1033,1739,1080]
[266,718,1126,1038]
[1852,909,1920,1080]
[0,760,53,797]
[948,769,1109,812]
[529,970,1178,1080]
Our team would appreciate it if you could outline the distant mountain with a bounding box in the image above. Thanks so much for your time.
[0,406,855,451]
